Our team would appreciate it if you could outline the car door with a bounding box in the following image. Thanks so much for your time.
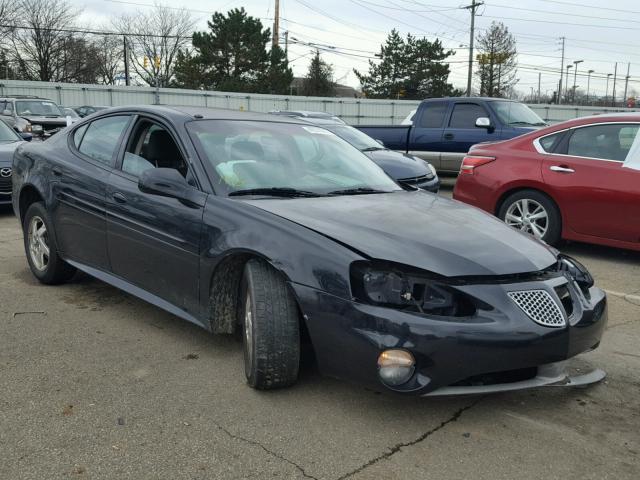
[441,102,498,172]
[541,122,640,243]
[52,114,132,270]
[408,101,448,170]
[106,116,207,315]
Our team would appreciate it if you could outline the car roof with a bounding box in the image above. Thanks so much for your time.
[421,96,518,103]
[90,105,314,125]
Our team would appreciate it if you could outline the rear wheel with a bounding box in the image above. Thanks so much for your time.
[23,202,76,284]
[239,258,300,389]
[498,190,561,245]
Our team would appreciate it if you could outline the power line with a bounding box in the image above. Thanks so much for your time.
[481,14,640,31]
[485,2,640,25]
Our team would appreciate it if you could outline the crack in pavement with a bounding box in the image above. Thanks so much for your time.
[212,421,319,480]
[336,397,483,480]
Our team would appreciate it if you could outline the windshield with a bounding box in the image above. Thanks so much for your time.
[0,119,21,142]
[16,100,62,117]
[490,101,546,126]
[188,120,400,196]
[326,125,382,150]
[62,108,80,118]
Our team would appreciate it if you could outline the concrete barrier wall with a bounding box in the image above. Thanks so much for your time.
[0,79,637,125]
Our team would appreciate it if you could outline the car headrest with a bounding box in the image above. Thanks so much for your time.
[231,140,264,161]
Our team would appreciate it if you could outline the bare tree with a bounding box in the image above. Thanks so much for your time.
[95,33,123,85]
[113,2,194,86]
[0,0,18,37]
[10,0,81,81]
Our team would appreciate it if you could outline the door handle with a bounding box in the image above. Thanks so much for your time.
[52,166,62,176]
[112,192,127,204]
[550,165,575,173]
[444,133,454,140]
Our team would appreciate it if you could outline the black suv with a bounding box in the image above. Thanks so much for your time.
[0,95,67,138]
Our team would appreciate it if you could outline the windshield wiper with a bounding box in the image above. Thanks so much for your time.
[361,146,385,152]
[509,121,544,126]
[328,187,391,196]
[229,187,325,198]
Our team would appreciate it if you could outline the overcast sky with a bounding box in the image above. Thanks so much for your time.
[77,0,640,98]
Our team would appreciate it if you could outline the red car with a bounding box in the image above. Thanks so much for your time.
[453,113,640,251]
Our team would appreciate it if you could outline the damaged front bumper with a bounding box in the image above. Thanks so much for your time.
[292,275,607,396]
[424,361,606,396]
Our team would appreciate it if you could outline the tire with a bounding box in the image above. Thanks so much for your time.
[23,202,76,285]
[239,258,300,389]
[498,189,562,245]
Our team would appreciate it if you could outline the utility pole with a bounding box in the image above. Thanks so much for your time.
[272,0,280,49]
[612,62,618,107]
[462,0,483,97]
[123,36,130,86]
[558,37,565,104]
[623,62,631,105]
[537,72,541,103]
[586,70,594,105]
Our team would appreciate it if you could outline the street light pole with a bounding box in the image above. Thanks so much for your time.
[586,70,594,105]
[565,65,573,102]
[605,73,612,105]
[572,60,583,104]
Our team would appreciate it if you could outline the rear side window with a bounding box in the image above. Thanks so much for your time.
[566,124,640,162]
[77,116,130,166]
[418,102,447,128]
[449,103,487,129]
[73,124,88,148]
[538,132,563,153]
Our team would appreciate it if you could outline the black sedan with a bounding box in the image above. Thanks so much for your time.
[270,111,440,192]
[12,106,607,395]
[0,120,30,206]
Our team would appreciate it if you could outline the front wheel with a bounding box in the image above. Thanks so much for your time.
[498,190,561,245]
[239,258,300,390]
[23,202,76,284]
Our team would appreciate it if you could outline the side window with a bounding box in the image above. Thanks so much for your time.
[567,124,640,162]
[73,124,88,149]
[78,116,130,166]
[449,103,487,129]
[538,132,563,153]
[418,102,448,128]
[123,121,188,178]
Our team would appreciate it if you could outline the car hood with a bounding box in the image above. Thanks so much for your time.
[0,141,20,165]
[244,191,557,277]
[363,149,431,180]
[20,116,67,127]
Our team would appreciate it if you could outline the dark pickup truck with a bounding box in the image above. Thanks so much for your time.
[356,97,547,173]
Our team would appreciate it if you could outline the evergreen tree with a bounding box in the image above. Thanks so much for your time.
[173,8,292,93]
[302,50,335,97]
[355,29,456,99]
[475,22,517,98]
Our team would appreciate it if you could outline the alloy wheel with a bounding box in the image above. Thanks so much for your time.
[243,293,254,377]
[504,198,549,240]
[28,216,50,271]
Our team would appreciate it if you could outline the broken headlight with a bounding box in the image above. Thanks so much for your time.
[351,262,476,317]
[558,254,594,292]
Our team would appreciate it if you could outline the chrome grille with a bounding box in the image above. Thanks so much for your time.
[508,289,566,327]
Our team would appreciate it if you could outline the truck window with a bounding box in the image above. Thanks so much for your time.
[418,102,447,128]
[449,103,487,129]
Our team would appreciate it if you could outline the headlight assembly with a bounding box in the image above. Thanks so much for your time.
[558,254,594,292]
[351,262,476,317]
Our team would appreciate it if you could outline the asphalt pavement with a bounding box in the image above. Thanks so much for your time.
[1,183,639,479]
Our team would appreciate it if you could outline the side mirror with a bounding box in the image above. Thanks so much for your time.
[475,117,492,129]
[20,132,33,142]
[138,168,204,208]
[375,139,385,147]
[2,109,11,116]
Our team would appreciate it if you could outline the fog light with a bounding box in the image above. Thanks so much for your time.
[377,349,415,386]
